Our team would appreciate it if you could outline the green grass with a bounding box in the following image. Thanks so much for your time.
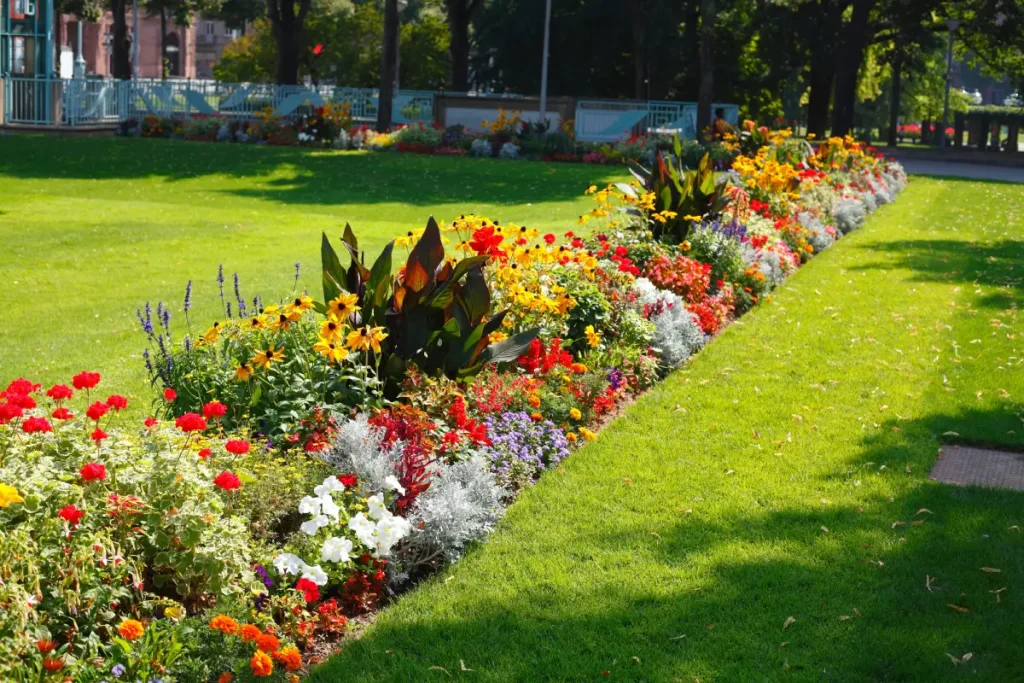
[0,136,619,401]
[309,177,1024,682]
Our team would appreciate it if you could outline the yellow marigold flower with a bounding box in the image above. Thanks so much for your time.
[313,337,349,363]
[566,432,578,443]
[218,673,233,683]
[203,323,221,345]
[209,614,239,635]
[584,325,601,349]
[571,362,587,374]
[488,331,508,344]
[250,649,274,677]
[284,294,314,316]
[569,408,582,421]
[117,619,145,641]
[253,346,285,369]
[327,293,361,319]
[579,427,597,441]
[346,326,388,354]
[0,483,25,508]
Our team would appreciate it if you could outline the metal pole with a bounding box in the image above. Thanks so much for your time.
[74,21,86,77]
[132,0,139,79]
[939,20,957,148]
[538,0,551,124]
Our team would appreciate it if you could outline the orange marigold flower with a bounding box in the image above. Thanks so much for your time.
[218,674,233,683]
[239,624,262,642]
[530,412,543,422]
[528,395,541,408]
[273,646,303,671]
[256,632,280,653]
[209,615,239,635]
[250,649,274,677]
[118,619,145,640]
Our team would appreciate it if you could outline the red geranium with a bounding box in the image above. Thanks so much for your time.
[90,428,108,444]
[72,372,101,391]
[312,43,324,55]
[0,402,24,422]
[58,505,84,525]
[46,384,73,401]
[106,395,128,411]
[295,578,320,603]
[175,413,208,433]
[339,474,358,487]
[164,387,178,401]
[225,439,250,455]
[213,470,242,491]
[543,233,556,244]
[197,448,212,459]
[52,407,74,420]
[5,378,40,396]
[144,416,158,428]
[86,401,109,422]
[469,226,504,256]
[22,416,53,433]
[80,462,107,481]
[8,393,36,409]
[202,400,227,420]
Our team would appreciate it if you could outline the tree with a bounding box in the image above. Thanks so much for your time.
[267,0,311,84]
[145,0,222,79]
[378,0,400,131]
[696,0,715,135]
[831,0,877,135]
[944,0,1024,91]
[444,0,482,90]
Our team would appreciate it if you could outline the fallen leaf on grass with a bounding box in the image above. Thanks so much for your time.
[915,508,933,516]
[854,608,861,616]
[669,635,687,641]
[706,623,715,630]
[981,567,1002,573]
[838,615,850,621]
[892,521,906,528]
[821,526,830,533]
[942,431,960,437]
[947,604,969,614]
[778,642,789,648]
[632,656,641,665]
[946,652,974,665]
[990,587,1007,603]
[926,575,935,592]
[782,616,796,631]
[429,666,452,676]
[460,660,473,672]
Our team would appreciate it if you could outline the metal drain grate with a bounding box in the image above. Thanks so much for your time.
[930,445,1024,491]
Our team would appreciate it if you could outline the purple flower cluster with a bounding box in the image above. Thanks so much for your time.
[707,218,747,242]
[483,411,570,483]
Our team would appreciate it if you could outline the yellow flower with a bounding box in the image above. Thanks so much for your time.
[245,316,265,331]
[566,432,578,443]
[528,394,541,408]
[234,362,253,381]
[0,483,24,508]
[284,294,314,316]
[683,214,703,222]
[346,326,388,354]
[327,293,361,319]
[319,319,345,341]
[488,331,508,344]
[569,408,582,421]
[584,325,601,349]
[164,605,184,620]
[203,323,221,345]
[585,185,598,195]
[579,427,597,441]
[253,346,285,369]
[313,337,349,363]
[680,240,692,251]
[393,229,425,248]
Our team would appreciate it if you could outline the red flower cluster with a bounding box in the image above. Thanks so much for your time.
[469,225,505,257]
[80,462,107,482]
[213,470,242,491]
[295,578,320,603]
[368,405,437,511]
[202,400,228,420]
[517,337,573,375]
[225,439,250,455]
[86,401,109,421]
[59,504,84,525]
[106,394,128,411]
[47,384,73,401]
[22,416,53,433]
[52,407,74,421]
[175,413,208,433]
[645,255,712,304]
[72,372,101,391]
[445,396,491,448]
[340,554,388,614]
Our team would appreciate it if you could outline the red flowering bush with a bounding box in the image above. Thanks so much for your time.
[645,254,712,304]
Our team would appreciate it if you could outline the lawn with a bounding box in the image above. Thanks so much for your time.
[0,136,619,401]
[306,176,1024,681]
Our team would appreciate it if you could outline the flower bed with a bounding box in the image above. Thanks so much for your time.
[1,132,905,682]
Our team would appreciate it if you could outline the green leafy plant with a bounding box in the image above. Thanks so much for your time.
[321,218,538,395]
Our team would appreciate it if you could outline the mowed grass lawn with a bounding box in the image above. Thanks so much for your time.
[308,177,1024,681]
[0,136,620,400]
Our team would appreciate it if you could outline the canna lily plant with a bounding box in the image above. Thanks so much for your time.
[321,218,537,395]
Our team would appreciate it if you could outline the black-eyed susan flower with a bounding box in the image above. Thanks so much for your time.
[253,346,285,369]
[313,337,349,363]
[327,292,361,319]
[234,362,253,381]
[345,326,388,354]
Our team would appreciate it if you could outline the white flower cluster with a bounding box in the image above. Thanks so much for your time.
[347,493,412,559]
[470,138,492,157]
[273,552,329,586]
[632,278,706,367]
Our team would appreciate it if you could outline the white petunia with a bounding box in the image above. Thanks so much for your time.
[300,514,330,536]
[384,475,406,496]
[375,515,412,557]
[298,495,321,516]
[318,493,341,521]
[366,494,388,521]
[301,564,329,586]
[273,553,307,576]
[348,512,377,548]
[321,536,354,563]
[314,475,346,497]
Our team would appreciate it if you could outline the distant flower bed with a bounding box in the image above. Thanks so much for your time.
[2,131,905,682]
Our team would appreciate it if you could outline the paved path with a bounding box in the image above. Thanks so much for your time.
[897,158,1024,182]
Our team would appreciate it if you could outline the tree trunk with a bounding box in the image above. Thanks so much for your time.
[806,45,835,139]
[111,0,132,80]
[830,0,874,137]
[378,0,399,132]
[267,0,309,85]
[447,0,472,91]
[696,0,715,138]
[887,47,902,147]
[631,3,646,100]
[160,7,167,80]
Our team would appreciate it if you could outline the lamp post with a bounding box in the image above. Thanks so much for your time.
[939,17,959,148]
[538,0,552,125]
[74,21,87,77]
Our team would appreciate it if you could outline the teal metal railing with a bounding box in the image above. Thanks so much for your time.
[573,99,740,143]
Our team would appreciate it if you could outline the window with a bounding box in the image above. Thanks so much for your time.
[205,21,214,35]
[224,24,232,36]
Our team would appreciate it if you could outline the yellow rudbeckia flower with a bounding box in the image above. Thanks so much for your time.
[327,293,361,320]
[253,346,285,369]
[345,326,388,354]
[313,337,349,363]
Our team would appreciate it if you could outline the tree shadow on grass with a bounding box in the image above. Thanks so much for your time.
[847,239,1024,308]
[310,480,1023,682]
[0,136,619,208]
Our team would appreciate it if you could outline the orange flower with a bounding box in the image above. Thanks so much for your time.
[43,657,64,671]
[528,394,541,408]
[36,639,58,653]
[250,649,274,677]
[218,674,234,683]
[530,412,543,422]
[118,619,145,640]
[240,624,262,642]
[209,615,239,635]
[256,632,280,653]
[273,646,303,671]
